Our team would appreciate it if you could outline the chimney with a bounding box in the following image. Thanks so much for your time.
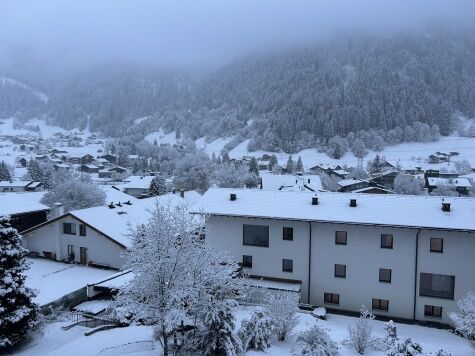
[349,199,357,207]
[53,202,64,217]
[180,189,185,198]
[312,196,319,205]
[230,193,237,201]
[442,202,451,212]
[108,202,115,209]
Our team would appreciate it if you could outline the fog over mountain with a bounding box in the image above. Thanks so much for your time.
[1,0,474,148]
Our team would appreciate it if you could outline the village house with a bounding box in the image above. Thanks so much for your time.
[113,175,155,198]
[21,192,201,269]
[80,164,100,174]
[425,177,471,195]
[0,193,50,232]
[192,188,475,324]
[260,173,323,192]
[337,178,371,192]
[0,180,43,192]
[370,169,399,189]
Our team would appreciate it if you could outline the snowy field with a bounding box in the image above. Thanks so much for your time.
[25,258,116,306]
[14,306,473,355]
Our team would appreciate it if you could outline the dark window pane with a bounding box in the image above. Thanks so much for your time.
[243,224,269,247]
[335,231,347,245]
[242,255,252,268]
[283,227,293,241]
[79,224,86,236]
[63,222,76,235]
[424,305,443,318]
[381,234,393,249]
[379,268,392,283]
[372,298,389,311]
[324,292,339,304]
[334,264,346,278]
[430,238,443,253]
[420,273,455,299]
[282,259,293,272]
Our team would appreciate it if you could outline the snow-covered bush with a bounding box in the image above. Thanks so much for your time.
[293,324,340,356]
[383,320,398,348]
[454,159,472,175]
[266,291,299,341]
[386,337,422,356]
[449,291,475,340]
[393,174,424,195]
[344,305,377,354]
[0,217,39,351]
[429,185,459,197]
[238,310,273,351]
[432,349,453,356]
[41,171,106,212]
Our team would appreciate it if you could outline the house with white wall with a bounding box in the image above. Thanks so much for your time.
[22,192,201,269]
[192,188,475,325]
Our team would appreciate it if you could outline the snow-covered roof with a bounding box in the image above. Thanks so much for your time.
[82,164,99,169]
[192,188,475,232]
[0,180,31,187]
[90,270,135,290]
[332,169,349,175]
[427,177,471,188]
[352,186,395,194]
[261,173,322,192]
[68,192,202,247]
[119,175,155,190]
[0,192,50,216]
[337,178,366,187]
[242,277,301,293]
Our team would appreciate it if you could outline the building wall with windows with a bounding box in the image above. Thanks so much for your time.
[204,215,475,324]
[205,215,310,300]
[310,223,417,320]
[416,229,475,323]
[23,216,125,269]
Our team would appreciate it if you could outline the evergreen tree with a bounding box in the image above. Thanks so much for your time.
[0,161,11,181]
[149,176,167,196]
[222,152,230,163]
[295,156,304,173]
[268,154,278,171]
[286,155,295,174]
[239,311,273,351]
[0,217,38,350]
[249,157,259,175]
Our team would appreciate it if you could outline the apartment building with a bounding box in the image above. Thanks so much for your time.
[192,188,475,324]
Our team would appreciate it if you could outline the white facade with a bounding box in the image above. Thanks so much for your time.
[197,188,475,324]
[206,215,475,324]
[23,215,125,269]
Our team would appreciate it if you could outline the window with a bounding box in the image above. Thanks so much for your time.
[372,298,389,311]
[283,227,293,241]
[430,238,443,253]
[243,224,269,247]
[63,222,76,235]
[424,305,443,318]
[242,255,252,268]
[335,231,347,245]
[67,245,74,255]
[79,224,86,236]
[282,259,293,272]
[379,268,392,283]
[324,292,340,305]
[334,264,346,278]
[381,234,393,249]
[420,273,455,299]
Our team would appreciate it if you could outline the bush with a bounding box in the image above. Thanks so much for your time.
[293,324,340,356]
[386,337,422,356]
[238,311,273,351]
[449,291,475,340]
[344,306,377,354]
[266,291,299,341]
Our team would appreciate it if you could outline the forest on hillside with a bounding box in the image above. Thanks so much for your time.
[2,29,475,153]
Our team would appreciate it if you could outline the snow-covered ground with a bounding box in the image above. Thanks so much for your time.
[226,136,475,172]
[144,129,178,145]
[25,258,116,306]
[15,306,473,355]
[0,77,49,104]
[195,136,232,157]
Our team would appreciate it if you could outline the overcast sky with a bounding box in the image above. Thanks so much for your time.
[0,0,474,69]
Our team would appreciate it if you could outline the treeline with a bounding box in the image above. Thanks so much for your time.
[155,29,475,152]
